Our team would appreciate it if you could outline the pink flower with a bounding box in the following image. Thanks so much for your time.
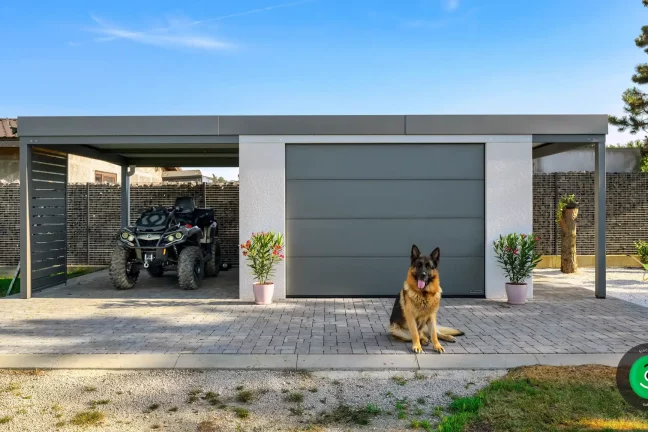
[535,237,540,241]
[242,251,248,256]
[513,249,519,255]
[280,255,284,259]
[521,234,526,238]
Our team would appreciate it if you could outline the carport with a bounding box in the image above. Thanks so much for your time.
[17,115,608,301]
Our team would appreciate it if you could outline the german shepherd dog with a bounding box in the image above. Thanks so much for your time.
[389,245,464,353]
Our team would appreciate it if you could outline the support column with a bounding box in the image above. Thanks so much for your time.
[594,139,606,298]
[19,143,32,299]
[239,136,286,301]
[121,165,130,228]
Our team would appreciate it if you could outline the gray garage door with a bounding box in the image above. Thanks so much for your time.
[286,144,484,297]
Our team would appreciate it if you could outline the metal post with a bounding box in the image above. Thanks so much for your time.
[86,182,90,264]
[594,139,606,298]
[19,142,32,299]
[121,165,130,228]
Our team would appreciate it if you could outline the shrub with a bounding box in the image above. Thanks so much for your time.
[555,194,578,224]
[634,240,648,263]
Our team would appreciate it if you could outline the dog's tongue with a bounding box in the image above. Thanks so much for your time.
[417,280,426,289]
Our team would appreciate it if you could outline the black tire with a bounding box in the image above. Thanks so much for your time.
[178,246,204,290]
[109,246,139,290]
[204,238,221,277]
[146,264,165,277]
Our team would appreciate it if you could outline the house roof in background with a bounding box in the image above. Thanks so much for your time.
[0,119,17,139]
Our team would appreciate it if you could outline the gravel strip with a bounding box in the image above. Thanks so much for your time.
[535,267,648,308]
[0,368,504,431]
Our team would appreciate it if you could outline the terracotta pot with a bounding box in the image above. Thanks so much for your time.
[253,282,274,305]
[505,283,527,305]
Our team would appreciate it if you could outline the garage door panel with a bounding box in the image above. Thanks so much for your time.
[286,144,484,180]
[287,257,484,297]
[287,219,484,258]
[287,180,484,219]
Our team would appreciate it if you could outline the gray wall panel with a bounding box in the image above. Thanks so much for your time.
[286,180,484,219]
[287,219,484,258]
[219,115,405,135]
[286,144,484,180]
[287,257,484,296]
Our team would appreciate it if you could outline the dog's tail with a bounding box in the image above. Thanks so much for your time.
[437,326,465,337]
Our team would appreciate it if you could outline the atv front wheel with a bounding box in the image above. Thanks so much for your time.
[178,246,204,290]
[146,264,165,278]
[109,246,139,290]
[204,238,222,277]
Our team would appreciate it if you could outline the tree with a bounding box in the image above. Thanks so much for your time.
[609,0,648,172]
[210,174,226,183]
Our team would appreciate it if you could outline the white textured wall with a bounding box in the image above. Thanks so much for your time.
[485,140,533,299]
[238,137,286,301]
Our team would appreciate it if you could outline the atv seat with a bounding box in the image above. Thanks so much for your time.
[175,197,195,212]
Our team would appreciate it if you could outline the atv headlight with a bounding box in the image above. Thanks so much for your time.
[128,235,135,241]
[175,232,182,239]
[121,232,129,239]
[167,234,175,242]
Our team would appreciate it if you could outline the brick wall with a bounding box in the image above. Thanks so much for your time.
[0,183,239,267]
[533,173,648,255]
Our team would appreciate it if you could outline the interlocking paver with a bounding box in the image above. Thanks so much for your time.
[2,270,648,355]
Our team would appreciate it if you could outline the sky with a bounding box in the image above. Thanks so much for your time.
[2,0,648,180]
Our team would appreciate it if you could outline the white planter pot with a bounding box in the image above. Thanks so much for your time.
[253,282,274,305]
[505,283,527,305]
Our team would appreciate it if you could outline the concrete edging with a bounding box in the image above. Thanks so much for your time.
[0,353,624,371]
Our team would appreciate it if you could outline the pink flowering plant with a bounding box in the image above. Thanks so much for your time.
[492,233,542,284]
[241,231,285,285]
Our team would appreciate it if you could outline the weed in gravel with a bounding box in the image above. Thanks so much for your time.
[151,424,161,429]
[285,392,304,403]
[289,406,305,416]
[445,390,458,400]
[364,403,381,415]
[83,385,97,392]
[54,420,66,427]
[203,391,219,400]
[392,375,407,386]
[55,413,63,419]
[16,408,27,415]
[145,404,160,413]
[319,398,327,404]
[431,406,444,417]
[413,407,425,416]
[188,388,202,396]
[3,383,19,392]
[332,380,341,385]
[409,419,433,430]
[70,410,105,427]
[233,407,250,419]
[236,389,257,403]
[309,387,318,393]
[51,404,62,412]
[235,385,244,391]
[397,411,407,419]
[89,399,110,408]
[465,381,476,389]
[296,370,312,378]
[168,407,179,413]
[197,419,219,432]
[217,404,227,410]
[116,391,123,395]
[416,397,426,405]
[414,372,425,380]
[22,395,31,400]
[0,416,11,424]
[281,388,289,393]
[316,404,381,426]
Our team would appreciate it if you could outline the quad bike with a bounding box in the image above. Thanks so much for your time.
[109,197,221,290]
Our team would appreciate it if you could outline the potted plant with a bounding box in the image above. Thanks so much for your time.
[240,231,285,305]
[492,233,542,305]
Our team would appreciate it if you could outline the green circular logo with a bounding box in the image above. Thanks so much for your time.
[629,355,648,400]
[617,344,648,410]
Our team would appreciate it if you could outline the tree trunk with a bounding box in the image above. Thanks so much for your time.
[560,207,578,273]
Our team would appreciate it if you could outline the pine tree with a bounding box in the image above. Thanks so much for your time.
[609,0,648,171]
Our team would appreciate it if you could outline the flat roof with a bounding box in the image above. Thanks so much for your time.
[18,114,608,137]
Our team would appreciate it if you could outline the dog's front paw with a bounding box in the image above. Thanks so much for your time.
[411,344,424,354]
[420,336,429,345]
[432,343,445,353]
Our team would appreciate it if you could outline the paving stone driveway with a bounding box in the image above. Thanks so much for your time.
[1,270,647,355]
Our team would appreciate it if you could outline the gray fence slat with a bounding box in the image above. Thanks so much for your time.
[32,273,66,290]
[33,249,66,261]
[32,256,66,271]
[32,151,66,166]
[31,241,65,253]
[31,172,66,183]
[32,198,65,207]
[30,224,66,234]
[32,161,67,175]
[31,189,66,199]
[31,232,66,243]
[31,215,66,224]
[32,263,66,280]
[30,206,66,216]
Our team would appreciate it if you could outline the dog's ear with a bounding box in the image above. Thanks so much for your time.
[411,244,421,262]
[431,247,440,266]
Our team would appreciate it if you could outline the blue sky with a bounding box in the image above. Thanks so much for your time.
[2,0,647,179]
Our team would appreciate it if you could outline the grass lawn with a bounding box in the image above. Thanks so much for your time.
[0,266,103,296]
[439,365,648,432]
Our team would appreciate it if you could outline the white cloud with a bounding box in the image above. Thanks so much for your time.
[89,15,232,50]
[443,0,460,11]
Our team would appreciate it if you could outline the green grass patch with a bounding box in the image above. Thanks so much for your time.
[0,416,11,424]
[391,375,407,386]
[316,404,382,426]
[69,410,105,427]
[236,389,257,403]
[285,392,304,403]
[232,407,249,419]
[439,365,648,432]
[82,385,97,392]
